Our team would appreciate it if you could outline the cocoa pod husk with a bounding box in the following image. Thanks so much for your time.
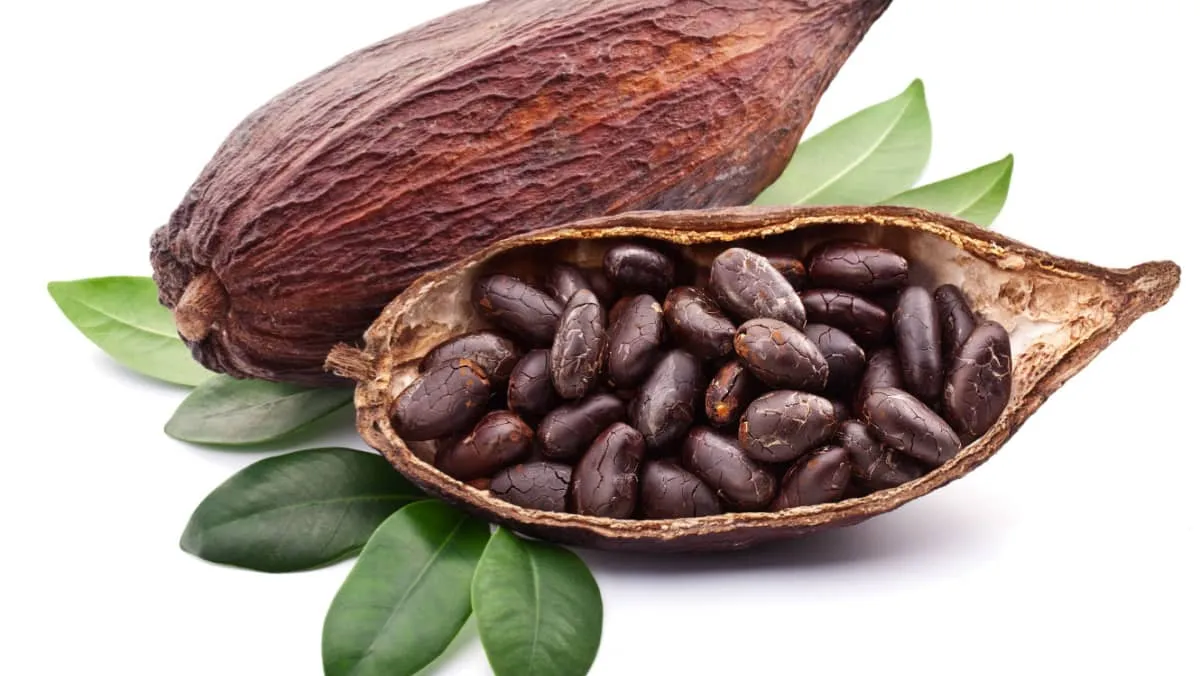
[328,205,1180,552]
[151,0,892,385]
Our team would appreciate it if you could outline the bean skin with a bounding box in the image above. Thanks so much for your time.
[893,286,943,406]
[639,459,722,519]
[507,349,560,421]
[629,349,704,450]
[837,420,924,490]
[935,284,977,360]
[705,360,759,427]
[801,289,890,347]
[473,275,563,346]
[545,263,593,306]
[803,323,866,396]
[943,320,1012,441]
[606,294,665,389]
[854,347,904,416]
[709,247,807,329]
[663,286,736,360]
[569,422,646,518]
[420,331,522,382]
[734,318,829,391]
[765,255,807,290]
[604,243,675,297]
[861,387,961,466]
[771,446,853,510]
[738,390,838,463]
[490,462,573,512]
[391,359,491,441]
[537,392,626,462]
[436,410,533,481]
[806,240,909,292]
[550,289,607,399]
[682,427,776,511]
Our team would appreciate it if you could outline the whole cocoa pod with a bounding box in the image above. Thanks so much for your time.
[150,0,892,384]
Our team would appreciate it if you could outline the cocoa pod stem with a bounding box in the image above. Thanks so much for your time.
[325,344,376,383]
[174,270,228,342]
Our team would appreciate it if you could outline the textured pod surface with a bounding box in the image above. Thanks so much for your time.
[151,0,891,384]
[332,205,1179,551]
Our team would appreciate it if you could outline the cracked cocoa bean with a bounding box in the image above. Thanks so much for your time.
[545,263,594,306]
[733,318,828,391]
[569,422,645,518]
[629,349,703,450]
[550,289,607,399]
[738,390,838,463]
[420,331,522,382]
[663,286,736,359]
[606,294,665,389]
[537,392,626,462]
[861,387,961,466]
[391,359,491,441]
[604,243,675,297]
[765,254,807,289]
[803,323,865,396]
[490,462,573,513]
[893,286,943,406]
[837,420,924,490]
[935,284,978,360]
[507,349,560,421]
[710,247,807,328]
[639,459,722,519]
[855,347,904,415]
[682,426,776,511]
[801,288,890,347]
[943,320,1012,440]
[473,274,563,346]
[705,360,759,427]
[437,410,533,481]
[771,446,853,510]
[806,240,909,292]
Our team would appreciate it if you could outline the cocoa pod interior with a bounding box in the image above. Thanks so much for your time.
[327,206,1180,552]
[151,0,891,385]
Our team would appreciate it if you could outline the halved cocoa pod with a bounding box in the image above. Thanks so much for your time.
[151,0,892,385]
[326,205,1179,552]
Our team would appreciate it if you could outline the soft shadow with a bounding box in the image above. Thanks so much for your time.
[580,500,1000,576]
[92,355,199,393]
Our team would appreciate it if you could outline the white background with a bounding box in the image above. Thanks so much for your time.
[2,1,1197,674]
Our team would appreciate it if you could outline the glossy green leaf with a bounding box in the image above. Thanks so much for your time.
[47,276,212,386]
[754,79,932,206]
[323,501,490,676]
[180,448,424,572]
[472,529,603,676]
[881,154,1015,226]
[165,375,352,446]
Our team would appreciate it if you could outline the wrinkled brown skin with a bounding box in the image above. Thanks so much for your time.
[328,205,1180,552]
[151,0,892,385]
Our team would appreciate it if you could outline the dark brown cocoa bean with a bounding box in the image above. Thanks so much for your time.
[893,286,943,406]
[943,320,1012,440]
[490,462,573,513]
[682,427,776,511]
[568,422,646,518]
[855,347,904,415]
[545,263,594,306]
[806,240,909,292]
[831,399,851,423]
[738,390,838,463]
[837,420,924,490]
[710,247,807,328]
[663,286,736,360]
[802,323,865,396]
[550,289,607,399]
[771,446,853,510]
[630,349,703,450]
[733,318,828,391]
[704,360,759,427]
[640,460,722,519]
[537,392,626,462]
[765,255,807,289]
[473,275,563,346]
[507,349,560,421]
[606,294,665,389]
[604,243,675,297]
[390,359,490,441]
[436,410,533,481]
[420,331,522,382]
[586,268,617,307]
[801,289,890,347]
[406,437,453,465]
[935,284,978,360]
[861,387,961,466]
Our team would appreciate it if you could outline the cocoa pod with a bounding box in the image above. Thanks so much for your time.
[325,205,1179,552]
[151,0,892,384]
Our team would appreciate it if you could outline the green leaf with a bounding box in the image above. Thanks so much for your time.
[754,79,932,206]
[180,448,424,572]
[472,529,603,676]
[322,501,490,676]
[881,154,1015,226]
[47,276,212,386]
[165,375,352,446]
